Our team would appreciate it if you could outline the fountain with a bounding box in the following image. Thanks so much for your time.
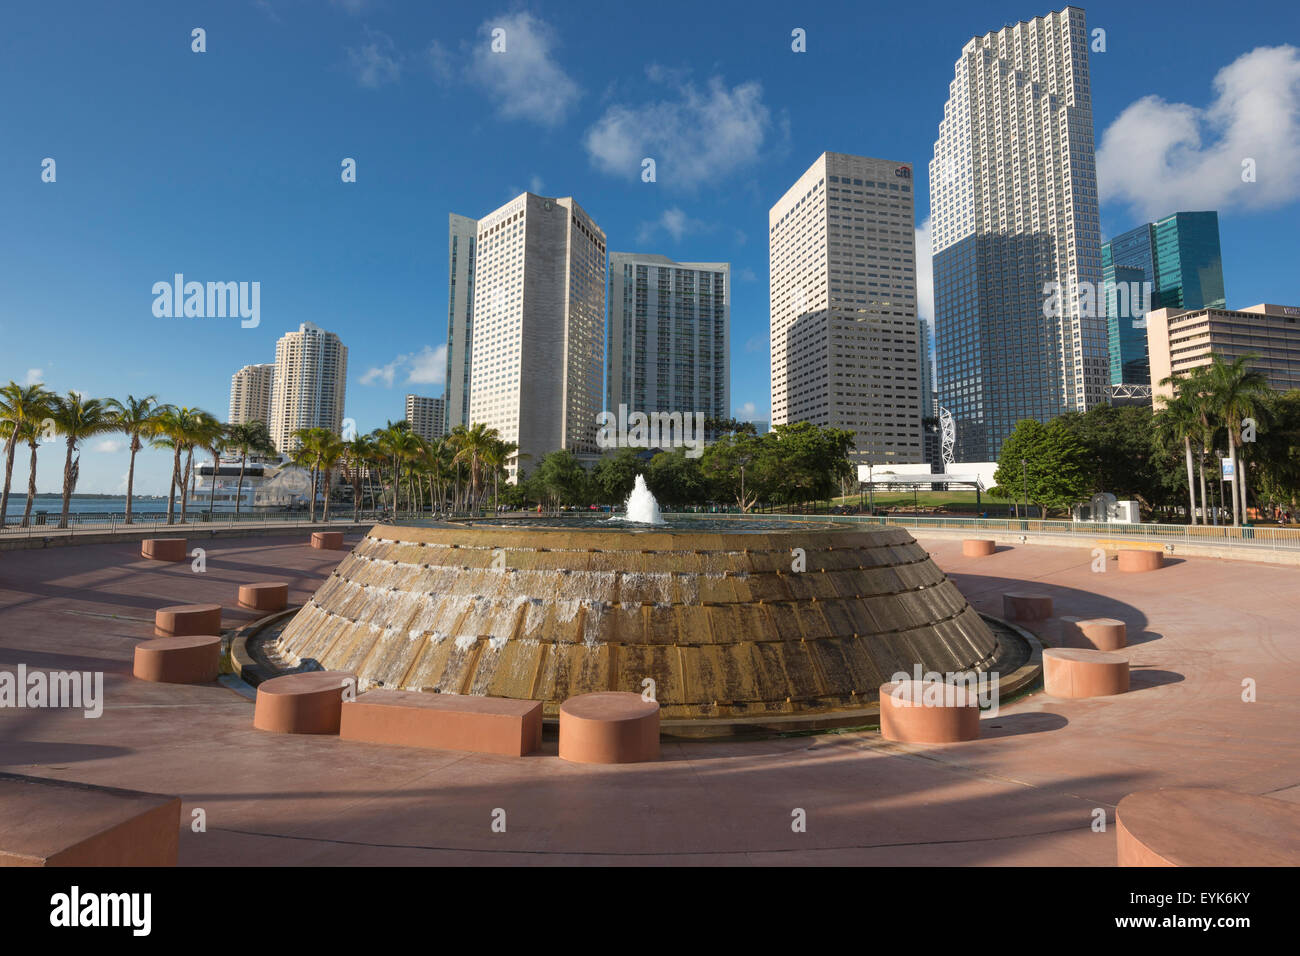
[255,510,1032,736]
[619,475,664,525]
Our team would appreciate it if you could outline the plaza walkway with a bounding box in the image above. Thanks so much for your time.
[0,531,1295,865]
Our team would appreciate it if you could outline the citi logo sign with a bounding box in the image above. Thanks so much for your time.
[895,166,911,178]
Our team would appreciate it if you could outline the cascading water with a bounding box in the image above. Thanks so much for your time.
[621,474,665,525]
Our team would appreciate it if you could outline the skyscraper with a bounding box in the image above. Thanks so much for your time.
[769,151,924,467]
[269,322,348,454]
[467,192,606,480]
[607,253,729,431]
[1103,211,1225,387]
[228,363,274,426]
[405,394,446,441]
[930,6,1106,462]
[444,213,477,434]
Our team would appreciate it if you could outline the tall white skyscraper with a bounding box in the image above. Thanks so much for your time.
[769,151,924,466]
[228,363,274,425]
[930,5,1106,461]
[607,253,729,428]
[468,192,606,480]
[405,394,446,441]
[269,322,348,454]
[444,213,477,434]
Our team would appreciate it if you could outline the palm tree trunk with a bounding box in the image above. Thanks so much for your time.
[209,450,220,520]
[1237,441,1250,524]
[235,454,247,517]
[125,438,138,525]
[167,448,180,525]
[1183,436,1197,525]
[1198,444,1211,526]
[1,436,17,529]
[59,438,74,529]
[309,465,318,522]
[323,467,332,522]
[1228,439,1241,526]
[181,448,194,522]
[20,441,39,527]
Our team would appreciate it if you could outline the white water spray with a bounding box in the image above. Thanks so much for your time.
[622,474,665,525]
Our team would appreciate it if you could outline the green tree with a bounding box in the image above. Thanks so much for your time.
[592,447,644,503]
[532,450,588,509]
[993,418,1090,516]
[645,447,708,508]
[1201,354,1270,525]
[1153,390,1204,524]
[700,433,765,511]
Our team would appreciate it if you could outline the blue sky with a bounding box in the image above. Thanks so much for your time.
[2,0,1298,496]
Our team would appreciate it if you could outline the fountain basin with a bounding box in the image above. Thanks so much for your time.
[263,521,1027,734]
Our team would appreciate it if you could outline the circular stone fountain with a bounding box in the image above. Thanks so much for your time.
[258,514,1031,736]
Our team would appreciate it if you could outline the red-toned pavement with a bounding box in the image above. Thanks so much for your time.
[1,532,1296,866]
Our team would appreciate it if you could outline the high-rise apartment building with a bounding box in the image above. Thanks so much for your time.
[1103,211,1225,387]
[607,253,729,431]
[467,192,606,480]
[930,6,1106,462]
[405,394,446,441]
[228,363,274,426]
[444,213,477,433]
[769,151,924,467]
[269,322,348,454]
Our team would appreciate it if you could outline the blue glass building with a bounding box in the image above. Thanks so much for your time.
[1102,211,1225,386]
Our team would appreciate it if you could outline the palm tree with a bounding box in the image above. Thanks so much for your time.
[1154,385,1202,525]
[152,406,211,525]
[290,427,338,522]
[341,435,376,521]
[192,414,230,520]
[317,433,345,522]
[483,436,518,510]
[1202,354,1271,526]
[0,382,55,529]
[17,418,46,528]
[49,392,116,528]
[451,422,501,511]
[226,420,276,516]
[105,395,164,524]
[373,423,418,515]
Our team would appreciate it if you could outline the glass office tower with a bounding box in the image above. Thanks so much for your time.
[1102,211,1225,386]
[930,7,1107,463]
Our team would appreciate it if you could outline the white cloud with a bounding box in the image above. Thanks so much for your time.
[914,218,933,327]
[528,174,545,194]
[1098,45,1300,219]
[743,335,765,353]
[738,267,757,283]
[734,401,759,420]
[24,368,43,386]
[636,206,707,244]
[464,13,580,126]
[93,439,124,454]
[348,27,402,89]
[585,73,771,188]
[360,345,447,388]
[330,0,373,13]
[406,345,447,385]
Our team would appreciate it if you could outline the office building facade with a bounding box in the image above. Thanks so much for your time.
[769,151,924,467]
[228,363,275,426]
[1149,303,1300,401]
[269,322,348,454]
[607,253,729,431]
[405,394,446,441]
[443,213,477,433]
[468,192,606,480]
[930,6,1107,462]
[1102,211,1225,387]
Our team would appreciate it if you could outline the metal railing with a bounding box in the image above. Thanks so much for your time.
[662,513,1300,552]
[0,509,385,538]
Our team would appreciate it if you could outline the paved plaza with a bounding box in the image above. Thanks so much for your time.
[1,532,1295,865]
